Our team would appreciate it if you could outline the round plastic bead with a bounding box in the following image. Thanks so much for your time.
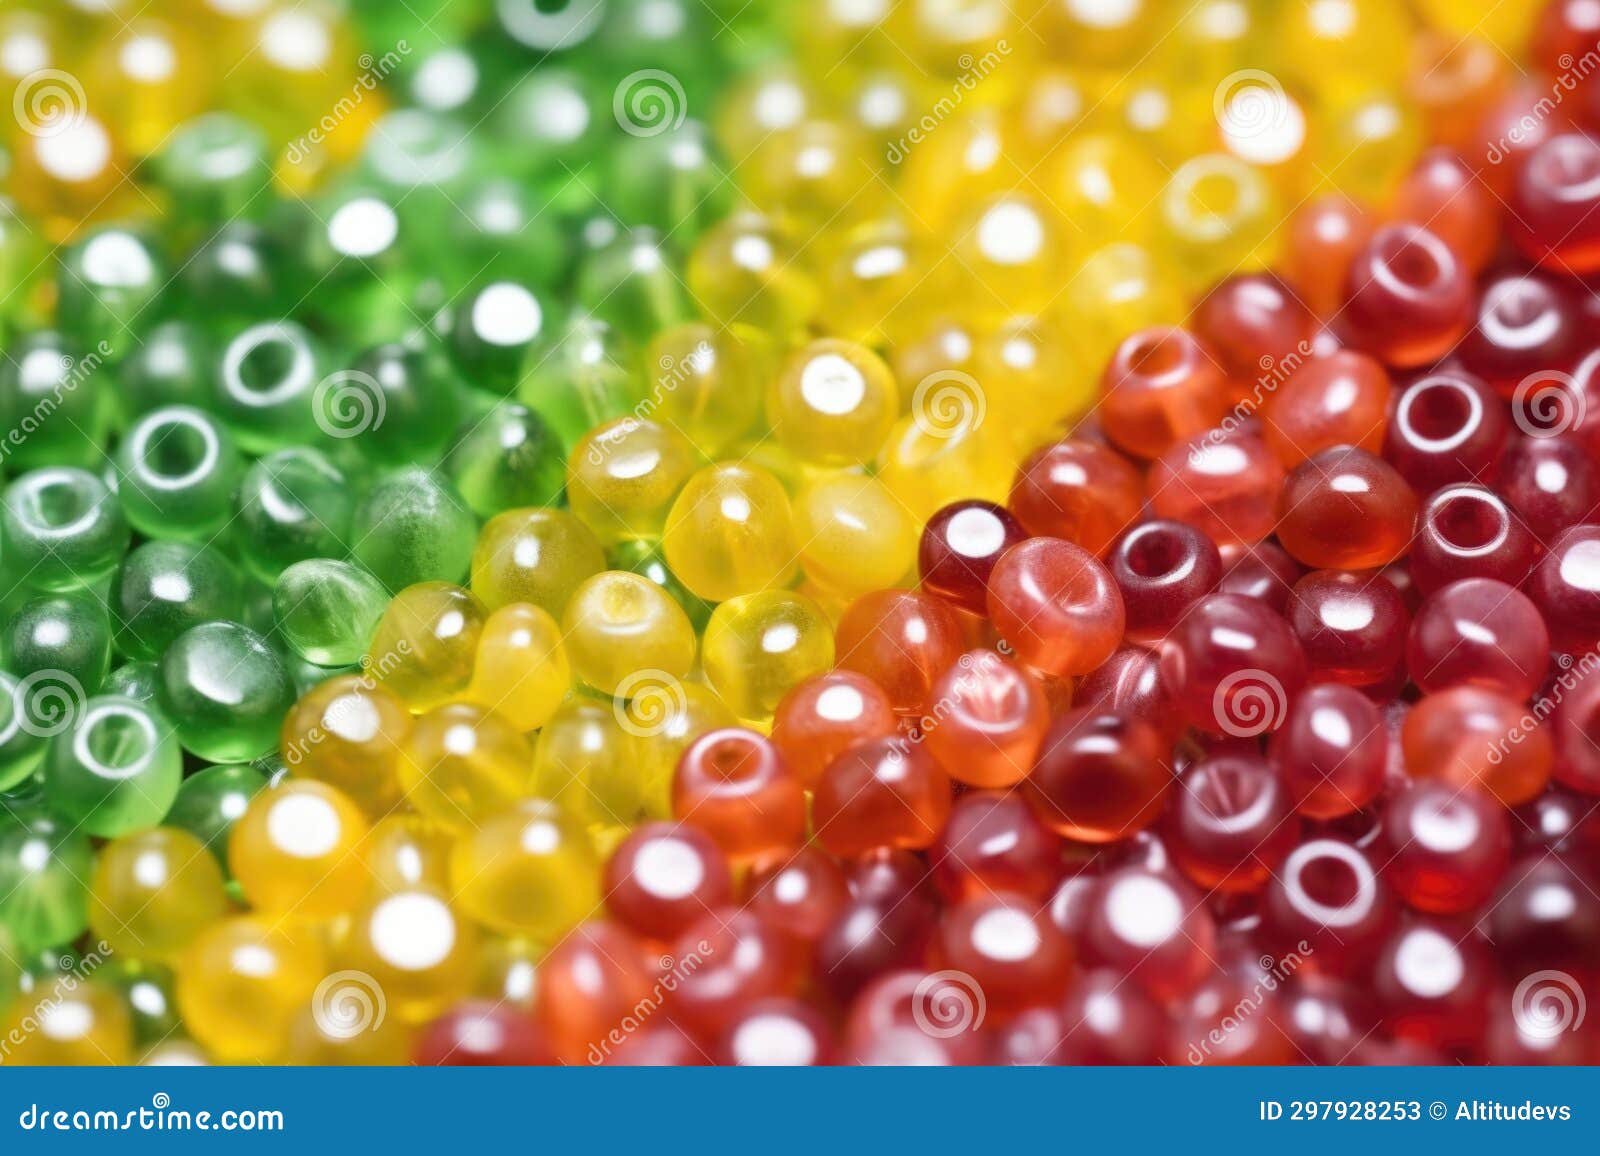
[661,463,798,604]
[114,406,243,541]
[603,821,733,943]
[566,418,697,546]
[1106,519,1222,643]
[1276,447,1419,569]
[1409,483,1536,594]
[1262,350,1391,466]
[399,702,534,829]
[280,674,410,816]
[460,602,569,733]
[273,558,390,667]
[672,728,806,866]
[1159,593,1308,738]
[1509,133,1600,274]
[813,737,951,857]
[835,590,965,716]
[176,916,326,1063]
[793,474,918,598]
[231,449,355,586]
[1406,578,1549,699]
[918,500,1027,615]
[1529,525,1600,653]
[348,467,478,593]
[1027,708,1170,843]
[158,622,295,762]
[1287,570,1410,687]
[921,649,1050,790]
[1259,839,1394,971]
[1099,327,1229,459]
[229,779,369,918]
[367,582,487,712]
[450,799,600,939]
[701,590,835,723]
[110,542,242,662]
[1401,685,1552,805]
[445,402,566,518]
[769,671,899,790]
[1381,780,1510,914]
[986,538,1124,678]
[562,570,696,697]
[0,807,93,952]
[1079,867,1215,1001]
[1383,370,1509,492]
[2,467,129,592]
[1009,438,1142,557]
[1340,224,1472,367]
[769,338,898,466]
[1269,683,1388,820]
[43,696,181,837]
[89,827,229,959]
[470,508,605,617]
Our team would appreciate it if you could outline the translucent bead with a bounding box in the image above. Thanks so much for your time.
[44,696,181,838]
[367,582,487,712]
[0,333,111,471]
[922,649,1050,790]
[1160,593,1308,737]
[470,508,606,617]
[702,590,835,724]
[1402,686,1552,806]
[835,589,965,715]
[1269,683,1387,819]
[793,474,917,597]
[1382,780,1510,914]
[349,467,477,593]
[157,622,295,762]
[0,807,93,951]
[230,779,369,918]
[687,211,819,337]
[1,979,131,1065]
[769,339,897,467]
[1099,327,1229,460]
[399,703,534,828]
[567,419,697,545]
[109,542,241,663]
[876,408,1017,523]
[165,763,267,876]
[1288,569,1410,687]
[1529,525,1600,653]
[1277,447,1419,569]
[176,916,326,1063]
[1158,154,1279,288]
[2,467,129,592]
[518,315,640,451]
[662,463,798,604]
[1107,520,1223,644]
[232,448,355,586]
[1408,578,1549,700]
[272,559,389,668]
[89,827,228,959]
[987,538,1124,678]
[5,593,111,703]
[338,889,480,1023]
[1262,350,1391,466]
[770,671,898,790]
[563,570,696,696]
[813,737,951,857]
[458,602,569,733]
[603,821,733,943]
[450,799,599,939]
[279,674,410,815]
[1010,438,1143,557]
[1340,224,1473,368]
[212,321,326,453]
[444,402,566,518]
[113,406,243,542]
[673,728,807,866]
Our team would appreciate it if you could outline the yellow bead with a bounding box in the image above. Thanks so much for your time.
[794,473,917,596]
[1047,133,1167,248]
[2,980,132,1065]
[368,582,487,713]
[89,827,229,960]
[702,590,837,723]
[398,703,534,829]
[948,193,1070,323]
[742,118,885,235]
[1158,153,1281,290]
[335,889,479,1023]
[85,20,212,158]
[531,697,637,824]
[8,111,132,238]
[1279,0,1411,99]
[470,509,606,617]
[1057,242,1188,376]
[712,68,817,158]
[473,936,543,1007]
[815,218,922,345]
[1313,89,1422,203]
[460,602,570,732]
[282,1004,415,1065]
[567,418,698,545]
[177,916,326,1063]
[615,682,738,824]
[898,108,1015,229]
[562,571,697,696]
[450,799,599,941]
[363,815,455,896]
[891,0,1028,95]
[640,322,769,458]
[1413,0,1533,55]
[1037,0,1150,68]
[977,316,1091,452]
[280,674,411,814]
[877,409,1017,524]
[770,339,899,467]
[229,780,370,919]
[662,463,799,603]
[688,211,819,336]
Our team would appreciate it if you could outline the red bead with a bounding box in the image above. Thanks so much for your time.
[1276,446,1419,569]
[1485,856,1600,973]
[1008,437,1143,557]
[601,1022,709,1066]
[1529,524,1600,653]
[1269,683,1388,819]
[1163,754,1300,893]
[1280,976,1380,1065]
[1380,780,1510,914]
[1171,971,1295,1065]
[1457,271,1581,395]
[1099,326,1230,459]
[1105,519,1221,644]
[813,737,952,857]
[1079,866,1216,1000]
[835,590,966,716]
[1389,148,1499,274]
[1340,224,1473,367]
[1409,483,1536,594]
[1371,922,1492,1049]
[415,1002,554,1066]
[1217,540,1302,613]
[1194,273,1315,385]
[1552,668,1600,794]
[1284,193,1375,317]
[985,537,1123,678]
[742,846,849,943]
[1159,593,1308,738]
[717,998,837,1066]
[1510,133,1600,274]
[1501,435,1599,541]
[603,822,734,942]
[1407,578,1550,699]
[918,500,1027,614]
[1259,839,1394,972]
[1073,645,1180,741]
[672,729,806,866]
[1383,370,1510,492]
[668,907,801,1034]
[844,970,986,1065]
[1026,708,1171,842]
[933,893,1074,1016]
[921,649,1049,789]
[1288,569,1411,687]
[933,790,1063,903]
[770,671,898,790]
[1051,970,1164,1064]
[534,921,656,1064]
[1148,433,1283,547]
[1401,685,1553,805]
[1473,82,1564,194]
[1262,350,1391,466]
[814,900,934,1004]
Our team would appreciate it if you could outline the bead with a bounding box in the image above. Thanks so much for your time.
[232,448,355,586]
[43,696,180,837]
[1073,645,1180,742]
[1409,483,1535,594]
[566,418,697,546]
[1340,224,1472,367]
[518,315,639,452]
[701,590,835,723]
[1099,327,1228,459]
[531,698,641,825]
[1217,541,1302,614]
[1262,350,1391,466]
[1159,593,1308,737]
[279,675,410,815]
[769,671,898,790]
[1080,867,1214,1001]
[1149,432,1285,548]
[1,980,132,1066]
[603,821,733,942]
[272,559,390,668]
[793,474,917,597]
[157,622,295,762]
[1381,780,1510,914]
[230,779,369,918]
[459,602,569,733]
[533,920,655,1064]
[934,893,1073,1016]
[563,570,696,696]
[1529,525,1600,653]
[1401,685,1552,805]
[835,589,965,715]
[1372,922,1492,1048]
[1194,274,1316,385]
[669,908,801,1036]
[450,799,598,939]
[1260,839,1393,971]
[813,737,951,857]
[2,467,129,593]
[986,538,1123,678]
[114,406,243,542]
[1009,438,1143,557]
[1287,570,1410,687]
[1276,447,1419,569]
[1269,683,1387,820]
[445,402,566,518]
[339,889,479,1024]
[921,649,1050,790]
[1383,370,1509,492]
[743,846,850,944]
[1553,671,1600,794]
[165,763,267,874]
[1105,521,1221,644]
[642,323,768,459]
[415,1002,554,1066]
[1510,133,1600,274]
[1165,754,1299,893]
[1284,194,1376,319]
[0,807,93,952]
[1389,148,1499,275]
[1501,436,1598,542]
[1027,709,1170,842]
[661,463,798,603]
[399,703,534,828]
[918,500,1027,615]
[1458,272,1580,395]
[176,916,326,1063]
[110,542,242,663]
[349,467,477,593]
[89,827,228,959]
[367,582,486,712]
[672,728,806,866]
[4,593,111,701]
[769,338,897,467]
[1407,578,1549,699]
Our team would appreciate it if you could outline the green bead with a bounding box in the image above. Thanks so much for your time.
[272,558,389,666]
[114,406,243,541]
[495,0,605,51]
[517,314,640,449]
[150,113,272,232]
[330,341,462,460]
[0,806,92,953]
[491,69,604,184]
[4,592,111,706]
[294,188,423,348]
[42,695,180,837]
[445,402,566,516]
[102,661,161,706]
[164,762,267,874]
[179,222,288,322]
[97,960,180,1046]
[609,538,713,631]
[232,448,356,585]
[110,541,243,662]
[606,120,729,234]
[117,321,213,424]
[449,279,557,396]
[0,332,110,472]
[1,467,129,592]
[575,228,694,342]
[359,109,474,210]
[448,178,569,287]
[0,671,47,792]
[350,466,476,590]
[599,0,714,77]
[55,228,165,361]
[157,622,295,762]
[212,321,327,454]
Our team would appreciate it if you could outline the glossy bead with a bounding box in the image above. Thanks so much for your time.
[672,728,805,866]
[1217,541,1302,614]
[1099,327,1228,459]
[1458,272,1581,395]
[165,763,267,875]
[368,582,486,712]
[1276,447,1419,569]
[769,338,897,466]
[717,998,836,1067]
[1381,780,1510,914]
[1026,708,1169,843]
[793,474,917,598]
[279,674,409,814]
[1409,483,1536,594]
[669,908,801,1036]
[1160,593,1307,738]
[533,921,656,1064]
[1073,645,1180,742]
[835,590,965,716]
[1485,856,1600,973]
[1106,520,1221,643]
[661,463,797,604]
[1501,436,1598,542]
[231,449,354,586]
[1287,569,1410,687]
[460,602,569,733]
[1389,148,1499,275]
[562,570,696,697]
[157,622,294,762]
[43,696,180,837]
[1269,683,1388,820]
[1149,433,1284,548]
[4,592,110,704]
[1529,525,1600,652]
[1407,578,1549,699]
[1194,274,1315,386]
[1262,350,1391,466]
[1510,133,1600,274]
[348,467,477,593]
[603,821,732,943]
[769,671,899,790]
[89,827,228,959]
[2,467,129,592]
[414,1002,555,1066]
[230,779,369,918]
[212,321,325,453]
[177,917,325,1063]
[337,889,479,1025]
[1080,867,1214,1000]
[933,791,1063,904]
[566,419,696,546]
[701,590,835,723]
[1009,438,1142,557]
[917,500,1026,615]
[109,542,241,662]
[0,808,93,952]
[1553,671,1600,794]
[921,649,1050,790]
[1260,839,1394,971]
[445,402,565,518]
[272,558,390,668]
[1340,224,1472,367]
[450,799,598,939]
[814,737,951,857]
[1401,686,1552,805]
[641,323,767,458]
[986,538,1124,678]
[1384,370,1509,492]
[114,406,243,541]
[1284,194,1375,318]
[1164,754,1299,893]
[742,847,850,946]
[399,703,533,828]
[470,508,605,618]
[934,893,1073,1016]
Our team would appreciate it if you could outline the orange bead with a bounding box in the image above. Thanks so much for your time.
[672,728,807,867]
[986,538,1124,678]
[921,649,1050,789]
[1284,194,1375,318]
[1276,447,1419,569]
[834,590,966,716]
[813,738,951,857]
[1261,351,1392,466]
[1402,687,1552,806]
[770,671,899,790]
[1099,327,1229,460]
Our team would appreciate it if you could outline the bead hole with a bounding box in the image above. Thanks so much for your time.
[141,419,211,482]
[1298,853,1362,910]
[1432,492,1506,551]
[1383,234,1444,290]
[26,477,93,529]
[1404,380,1474,440]
[701,734,764,783]
[81,707,156,775]
[1128,331,1187,378]
[1124,530,1186,580]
